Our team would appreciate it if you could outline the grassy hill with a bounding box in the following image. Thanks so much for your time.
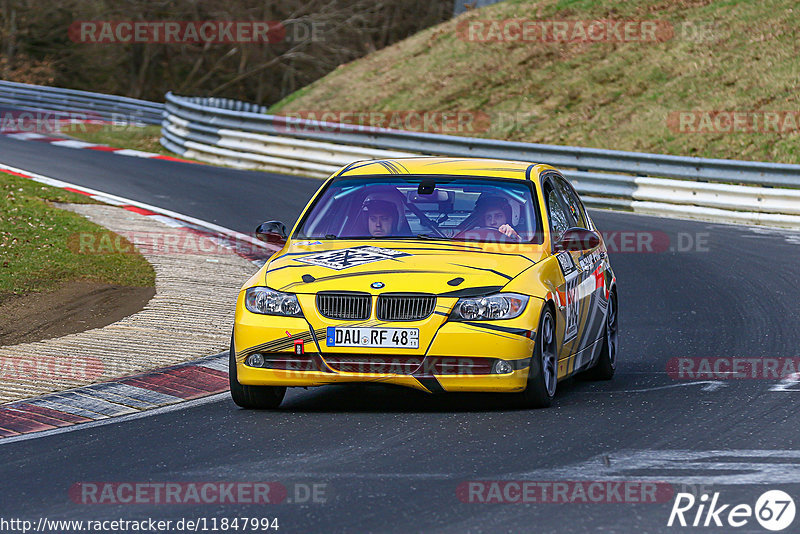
[271,0,800,164]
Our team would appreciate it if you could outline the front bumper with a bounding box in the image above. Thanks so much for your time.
[233,292,544,393]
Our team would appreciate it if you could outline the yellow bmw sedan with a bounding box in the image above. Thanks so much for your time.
[230,157,617,409]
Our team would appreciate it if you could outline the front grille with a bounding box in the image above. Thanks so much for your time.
[316,293,371,320]
[377,294,436,321]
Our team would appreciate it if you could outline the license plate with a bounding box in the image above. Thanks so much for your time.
[326,327,419,349]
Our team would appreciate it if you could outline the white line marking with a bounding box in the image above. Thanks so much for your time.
[197,357,228,373]
[90,195,126,205]
[78,386,158,409]
[113,148,159,158]
[770,372,800,392]
[512,450,800,485]
[148,214,185,227]
[6,132,45,140]
[86,382,183,405]
[25,398,108,420]
[580,381,728,393]
[49,139,98,149]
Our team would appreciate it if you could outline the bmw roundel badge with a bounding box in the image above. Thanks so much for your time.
[371,282,385,289]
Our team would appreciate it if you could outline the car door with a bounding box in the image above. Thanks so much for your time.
[541,174,583,369]
[553,175,607,357]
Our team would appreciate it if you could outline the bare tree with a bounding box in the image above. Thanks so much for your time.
[0,0,452,104]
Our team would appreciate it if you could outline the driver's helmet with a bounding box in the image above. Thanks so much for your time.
[362,198,398,218]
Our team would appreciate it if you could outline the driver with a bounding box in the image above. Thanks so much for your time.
[364,199,398,237]
[478,196,520,240]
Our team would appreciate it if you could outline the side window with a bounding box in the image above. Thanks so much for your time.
[555,177,588,229]
[543,179,574,242]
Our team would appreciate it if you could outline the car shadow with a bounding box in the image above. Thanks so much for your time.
[276,377,595,413]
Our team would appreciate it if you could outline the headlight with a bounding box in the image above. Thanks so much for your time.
[450,293,529,321]
[244,287,303,317]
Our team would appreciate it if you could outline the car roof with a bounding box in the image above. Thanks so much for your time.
[335,157,556,181]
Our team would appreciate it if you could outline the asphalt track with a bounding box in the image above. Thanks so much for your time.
[1,134,800,533]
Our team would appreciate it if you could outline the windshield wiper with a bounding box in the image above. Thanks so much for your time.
[415,233,452,240]
[324,234,338,239]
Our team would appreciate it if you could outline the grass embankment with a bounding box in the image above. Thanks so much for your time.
[67,124,173,156]
[270,0,800,164]
[0,171,155,298]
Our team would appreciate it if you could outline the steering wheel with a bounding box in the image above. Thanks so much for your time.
[454,226,509,240]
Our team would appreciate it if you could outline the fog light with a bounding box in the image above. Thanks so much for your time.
[493,360,513,374]
[247,353,265,367]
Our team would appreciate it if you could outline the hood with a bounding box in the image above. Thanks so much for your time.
[263,239,547,295]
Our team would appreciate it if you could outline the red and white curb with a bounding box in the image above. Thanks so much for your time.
[0,162,280,265]
[2,130,195,164]
[0,161,283,440]
[0,354,229,439]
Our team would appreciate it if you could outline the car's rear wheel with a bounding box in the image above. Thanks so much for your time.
[583,290,617,380]
[229,332,286,409]
[516,306,558,408]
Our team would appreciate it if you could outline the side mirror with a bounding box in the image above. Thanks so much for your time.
[554,227,600,252]
[255,220,288,246]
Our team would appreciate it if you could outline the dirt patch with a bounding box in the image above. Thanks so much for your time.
[0,281,155,346]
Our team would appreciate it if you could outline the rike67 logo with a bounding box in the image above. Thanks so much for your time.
[668,490,796,531]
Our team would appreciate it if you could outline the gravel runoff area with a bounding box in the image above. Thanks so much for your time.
[0,203,257,403]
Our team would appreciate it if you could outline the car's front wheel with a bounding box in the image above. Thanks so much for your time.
[516,306,558,408]
[229,332,286,409]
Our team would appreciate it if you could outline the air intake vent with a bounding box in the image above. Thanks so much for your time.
[316,293,371,320]
[377,294,436,321]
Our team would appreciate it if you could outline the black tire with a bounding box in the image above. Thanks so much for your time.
[583,290,618,381]
[516,306,558,408]
[229,332,286,409]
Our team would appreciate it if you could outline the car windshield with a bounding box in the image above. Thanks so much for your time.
[294,175,543,243]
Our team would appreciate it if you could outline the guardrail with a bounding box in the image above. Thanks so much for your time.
[162,92,800,229]
[0,80,164,125]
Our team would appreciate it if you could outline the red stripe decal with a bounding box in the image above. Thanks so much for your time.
[4,408,75,428]
[0,411,58,433]
[0,427,21,437]
[122,376,208,400]
[159,367,228,393]
[14,403,93,424]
